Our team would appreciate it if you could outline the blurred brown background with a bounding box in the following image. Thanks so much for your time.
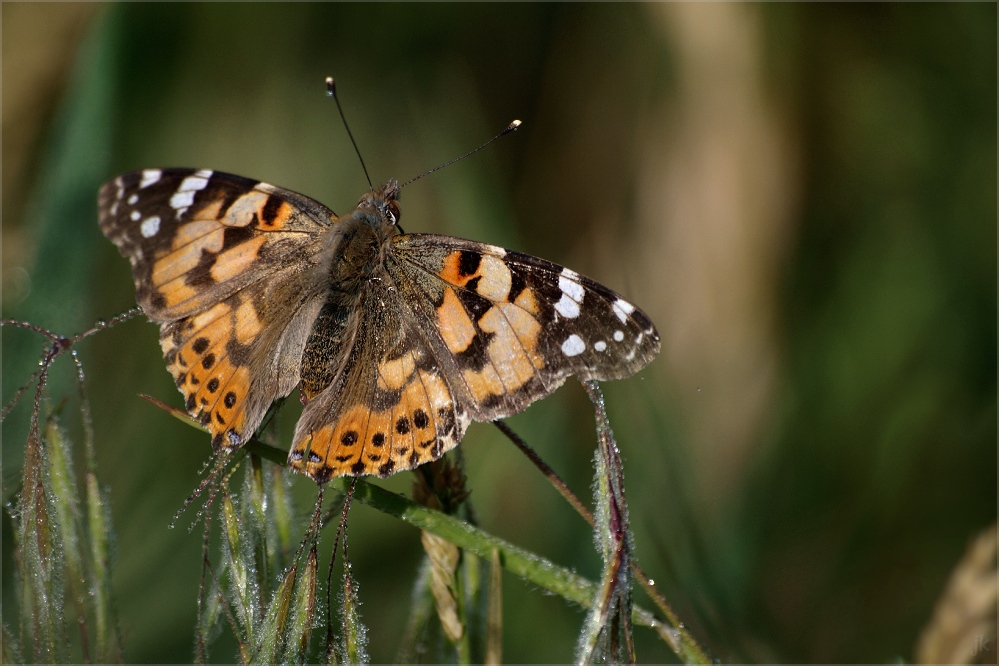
[3,3,995,663]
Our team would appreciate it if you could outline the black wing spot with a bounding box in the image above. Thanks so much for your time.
[395,416,411,434]
[224,391,237,409]
[413,409,429,430]
[206,377,219,393]
[313,465,334,484]
[185,394,196,411]
[307,451,322,463]
[221,225,254,251]
[215,412,226,425]
[201,353,215,369]
[458,250,481,277]
[437,407,456,436]
[408,450,421,466]
[350,461,366,475]
[192,337,210,354]
[378,460,395,477]
[260,195,283,226]
[372,432,386,447]
[341,430,358,446]
[509,270,527,303]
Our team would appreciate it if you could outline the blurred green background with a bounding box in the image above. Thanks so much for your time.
[2,3,995,663]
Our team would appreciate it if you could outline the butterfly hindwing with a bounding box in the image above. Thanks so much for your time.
[288,281,469,481]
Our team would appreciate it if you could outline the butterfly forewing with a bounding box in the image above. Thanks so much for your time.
[386,234,660,422]
[98,168,333,320]
[98,169,335,450]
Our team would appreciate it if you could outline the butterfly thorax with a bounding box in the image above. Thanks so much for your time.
[299,182,402,398]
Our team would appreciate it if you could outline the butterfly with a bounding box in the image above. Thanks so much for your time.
[98,168,660,483]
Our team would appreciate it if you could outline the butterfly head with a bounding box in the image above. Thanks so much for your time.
[355,179,401,234]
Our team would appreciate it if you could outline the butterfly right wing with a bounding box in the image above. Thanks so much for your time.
[98,169,335,449]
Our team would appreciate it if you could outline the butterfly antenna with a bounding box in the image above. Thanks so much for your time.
[400,119,522,189]
[326,76,374,191]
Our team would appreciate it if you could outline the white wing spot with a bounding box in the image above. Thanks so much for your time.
[613,330,624,342]
[109,202,119,216]
[140,216,161,238]
[555,270,585,319]
[612,298,635,323]
[139,169,161,188]
[555,293,580,319]
[127,194,139,205]
[170,190,195,210]
[170,173,210,211]
[594,340,607,352]
[130,210,141,221]
[178,174,210,193]
[558,271,585,301]
[561,334,586,357]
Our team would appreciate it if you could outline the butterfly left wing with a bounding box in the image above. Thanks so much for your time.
[385,234,661,424]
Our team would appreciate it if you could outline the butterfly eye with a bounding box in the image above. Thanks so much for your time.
[386,201,401,225]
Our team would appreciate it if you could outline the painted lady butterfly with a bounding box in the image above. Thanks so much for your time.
[98,168,660,483]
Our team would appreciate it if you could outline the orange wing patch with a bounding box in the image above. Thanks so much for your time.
[193,189,295,231]
[289,368,461,481]
[210,235,267,283]
[478,302,544,390]
[160,295,259,450]
[437,288,477,354]
[435,249,547,402]
[438,249,511,300]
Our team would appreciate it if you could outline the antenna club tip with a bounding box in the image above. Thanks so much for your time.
[502,119,522,136]
[325,76,335,96]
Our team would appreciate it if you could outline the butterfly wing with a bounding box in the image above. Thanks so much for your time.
[98,169,334,449]
[386,234,660,422]
[98,168,333,320]
[288,281,470,482]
